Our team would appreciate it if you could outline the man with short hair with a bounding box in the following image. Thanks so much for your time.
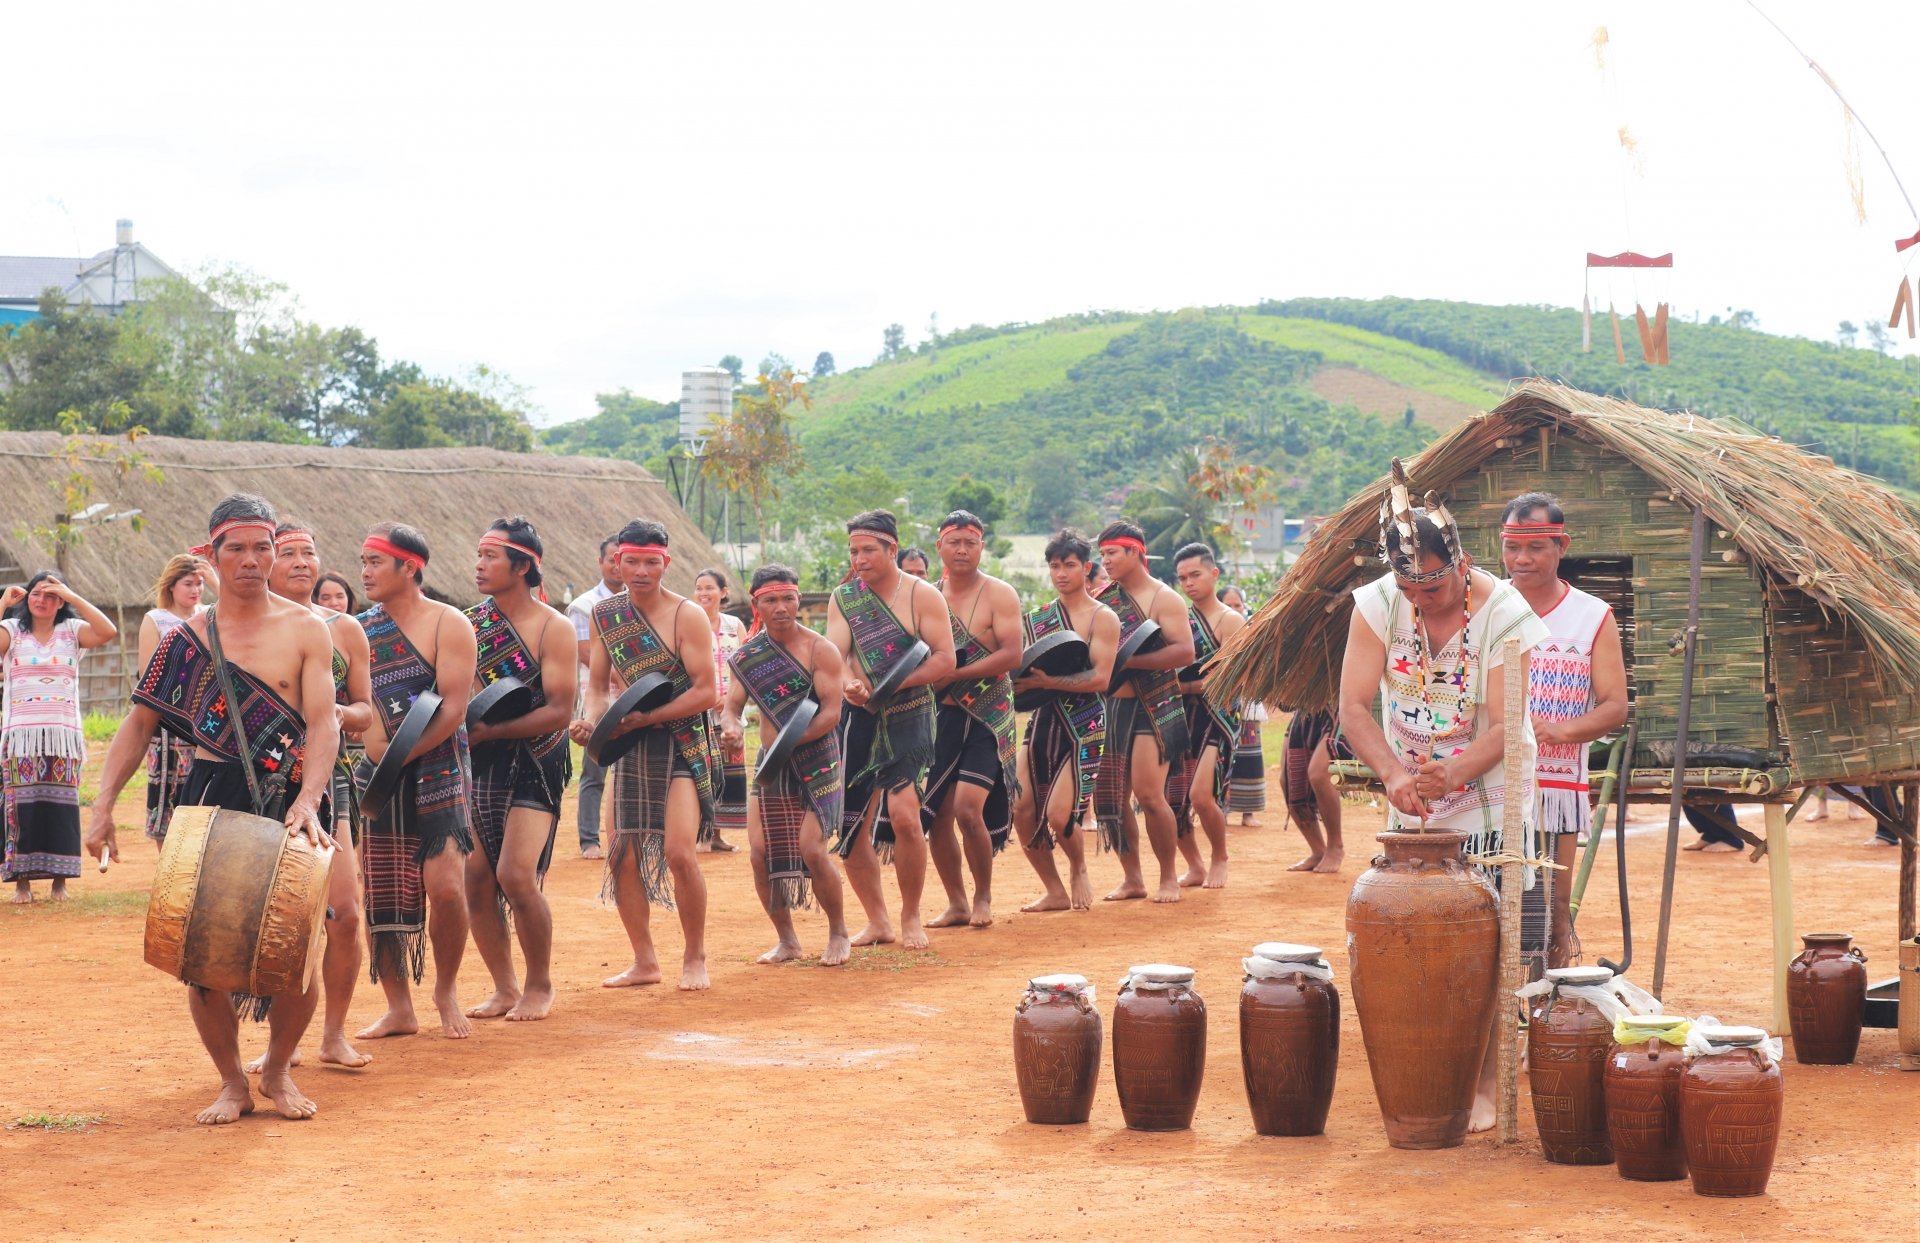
[1499,490,1628,968]
[88,494,340,1124]
[827,509,957,950]
[897,547,931,579]
[464,517,578,1021]
[718,564,852,965]
[570,519,719,991]
[567,536,621,859]
[922,511,1023,930]
[1010,529,1119,911]
[355,522,478,1041]
[1093,520,1195,903]
[1169,542,1243,889]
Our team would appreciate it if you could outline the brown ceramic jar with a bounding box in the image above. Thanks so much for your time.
[1786,933,1868,1065]
[1604,1014,1691,1182]
[1526,966,1616,1165]
[1239,942,1339,1137]
[1681,1025,1785,1198]
[1013,974,1102,1124]
[1346,830,1499,1150]
[1113,964,1206,1131]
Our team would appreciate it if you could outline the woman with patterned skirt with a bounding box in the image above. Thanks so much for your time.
[136,554,212,846]
[694,569,746,852]
[1,572,117,901]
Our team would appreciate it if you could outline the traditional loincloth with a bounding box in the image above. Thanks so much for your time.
[1022,599,1110,851]
[469,742,567,923]
[1228,716,1269,813]
[757,765,818,911]
[920,610,1018,851]
[841,704,933,860]
[143,726,195,843]
[1096,579,1188,764]
[728,630,843,907]
[1164,607,1239,836]
[833,576,934,788]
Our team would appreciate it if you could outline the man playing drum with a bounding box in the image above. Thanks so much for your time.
[355,523,478,1041]
[1168,542,1243,890]
[88,494,341,1124]
[569,519,720,992]
[826,509,957,951]
[717,564,852,966]
[464,517,577,1021]
[922,510,1023,931]
[1093,520,1195,903]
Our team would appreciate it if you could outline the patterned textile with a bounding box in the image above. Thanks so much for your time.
[468,597,568,762]
[728,630,844,847]
[143,732,195,842]
[606,729,681,906]
[1023,600,1107,850]
[756,766,817,911]
[133,624,306,792]
[2,752,81,881]
[1526,584,1612,836]
[1283,710,1335,814]
[831,576,935,785]
[358,605,472,983]
[1228,717,1268,813]
[470,749,561,924]
[1095,580,1188,763]
[928,610,1017,828]
[2,618,85,762]
[709,610,750,839]
[589,592,717,818]
[1164,607,1239,830]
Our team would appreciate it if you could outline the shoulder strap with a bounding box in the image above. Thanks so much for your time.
[206,608,284,817]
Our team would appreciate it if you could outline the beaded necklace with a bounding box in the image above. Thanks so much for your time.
[1410,567,1473,754]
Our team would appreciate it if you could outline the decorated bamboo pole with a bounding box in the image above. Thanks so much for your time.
[1653,506,1708,998]
[1497,636,1525,1144]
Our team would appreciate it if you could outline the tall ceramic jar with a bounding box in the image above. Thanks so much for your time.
[1113,964,1206,1131]
[1786,933,1868,1065]
[1525,965,1617,1165]
[1013,974,1102,1124]
[1605,1014,1691,1182]
[1681,1025,1785,1198]
[1346,829,1499,1150]
[1239,942,1339,1137]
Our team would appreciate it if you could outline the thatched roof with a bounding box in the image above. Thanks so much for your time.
[0,433,724,607]
[1210,379,1920,709]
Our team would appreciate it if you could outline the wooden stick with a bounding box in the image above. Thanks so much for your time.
[1764,802,1795,1033]
[1901,782,1917,944]
[1653,506,1708,998]
[1497,636,1525,1145]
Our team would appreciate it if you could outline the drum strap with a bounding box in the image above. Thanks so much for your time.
[206,608,290,820]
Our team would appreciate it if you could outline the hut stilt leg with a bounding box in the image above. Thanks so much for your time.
[1765,802,1794,1034]
[1900,783,1916,944]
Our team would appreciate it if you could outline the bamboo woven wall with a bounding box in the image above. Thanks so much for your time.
[1770,584,1920,782]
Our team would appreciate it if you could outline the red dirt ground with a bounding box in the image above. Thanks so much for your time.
[2,747,1914,1241]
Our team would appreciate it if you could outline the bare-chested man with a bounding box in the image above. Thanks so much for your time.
[88,494,340,1124]
[922,511,1023,930]
[354,523,478,1041]
[1011,529,1119,912]
[464,517,578,1021]
[717,564,852,966]
[1093,520,1195,903]
[1168,542,1245,889]
[827,509,957,951]
[568,518,719,991]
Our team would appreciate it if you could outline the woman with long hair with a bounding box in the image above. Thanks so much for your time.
[693,568,745,853]
[137,555,215,846]
[311,571,357,615]
[1,571,117,900]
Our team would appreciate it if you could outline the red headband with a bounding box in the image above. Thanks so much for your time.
[751,581,800,600]
[1501,523,1567,537]
[847,526,897,547]
[192,518,276,556]
[618,542,673,567]
[479,531,542,565]
[1099,536,1147,555]
[364,535,426,568]
[274,531,314,553]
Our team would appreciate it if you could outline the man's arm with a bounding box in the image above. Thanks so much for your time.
[803,639,846,742]
[290,613,341,845]
[900,578,957,690]
[569,628,616,745]
[718,675,750,750]
[338,620,375,738]
[85,703,164,862]
[1338,606,1424,819]
[825,593,868,706]
[1178,607,1247,695]
[964,580,1025,680]
[478,610,578,744]
[1536,614,1629,746]
[1129,589,1196,672]
[628,600,717,729]
[1026,605,1118,694]
[416,604,476,754]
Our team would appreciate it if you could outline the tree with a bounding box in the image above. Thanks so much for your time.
[1022,444,1085,530]
[1837,320,1859,349]
[0,294,160,433]
[361,371,535,451]
[1865,320,1894,355]
[717,354,745,383]
[942,475,1008,526]
[881,323,906,361]
[1727,308,1760,331]
[812,351,836,378]
[758,352,791,379]
[702,367,810,545]
[1126,439,1276,569]
[16,410,163,569]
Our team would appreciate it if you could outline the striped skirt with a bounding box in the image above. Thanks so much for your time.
[4,752,83,881]
[1226,717,1267,813]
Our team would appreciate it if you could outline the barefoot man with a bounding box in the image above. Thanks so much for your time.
[718,564,852,966]
[1168,542,1243,889]
[1337,462,1546,1132]
[255,520,375,1071]
[1499,491,1627,968]
[88,494,340,1124]
[922,511,1022,930]
[1010,529,1118,912]
[1093,521,1194,903]
[355,523,478,1040]
[464,517,577,1020]
[569,519,719,991]
[826,509,956,950]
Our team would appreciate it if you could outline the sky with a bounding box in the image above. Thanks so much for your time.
[7,2,1920,426]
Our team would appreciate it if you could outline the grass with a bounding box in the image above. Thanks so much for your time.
[808,320,1139,415]
[4,890,147,917]
[8,1113,104,1133]
[1227,314,1505,408]
[82,711,121,744]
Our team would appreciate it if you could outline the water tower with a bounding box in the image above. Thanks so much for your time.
[679,367,734,456]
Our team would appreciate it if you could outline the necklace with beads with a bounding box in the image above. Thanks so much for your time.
[1411,567,1473,742]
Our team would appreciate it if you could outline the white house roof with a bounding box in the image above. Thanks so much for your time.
[0,256,85,303]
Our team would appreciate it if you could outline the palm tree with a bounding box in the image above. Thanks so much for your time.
[1130,446,1214,565]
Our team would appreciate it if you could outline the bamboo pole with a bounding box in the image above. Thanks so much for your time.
[1497,636,1525,1145]
[1568,733,1627,922]
[1653,507,1708,998]
[1900,782,1917,944]
[1764,801,1795,1033]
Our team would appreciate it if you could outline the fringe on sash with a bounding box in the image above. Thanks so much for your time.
[368,928,427,986]
[603,830,674,910]
[2,725,85,761]
[1539,787,1589,837]
[231,991,274,1023]
[769,875,811,912]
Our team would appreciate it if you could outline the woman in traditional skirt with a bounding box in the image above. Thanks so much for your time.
[1,572,117,901]
[136,554,213,846]
[694,568,746,853]
[1218,586,1268,824]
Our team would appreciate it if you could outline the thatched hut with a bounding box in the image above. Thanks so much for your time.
[0,432,724,712]
[1209,380,1919,1021]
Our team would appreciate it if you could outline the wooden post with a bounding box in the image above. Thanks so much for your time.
[1653,506,1708,998]
[1901,782,1917,945]
[1764,802,1794,1034]
[1497,636,1525,1145]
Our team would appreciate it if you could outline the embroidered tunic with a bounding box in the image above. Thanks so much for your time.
[1526,584,1612,836]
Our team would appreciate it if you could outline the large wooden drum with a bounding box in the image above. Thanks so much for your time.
[144,805,332,997]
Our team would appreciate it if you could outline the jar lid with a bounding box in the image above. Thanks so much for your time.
[1545,966,1615,986]
[1028,973,1090,993]
[1127,963,1196,984]
[1698,1024,1769,1046]
[1625,1014,1689,1032]
[1250,942,1324,962]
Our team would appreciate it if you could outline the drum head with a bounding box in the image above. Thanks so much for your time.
[587,672,675,767]
[867,639,930,711]
[467,676,533,728]
[753,697,819,785]
[359,689,444,822]
[1017,630,1091,679]
[1107,619,1163,694]
[1012,687,1058,714]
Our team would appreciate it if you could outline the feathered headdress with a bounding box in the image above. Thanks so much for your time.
[1375,458,1462,585]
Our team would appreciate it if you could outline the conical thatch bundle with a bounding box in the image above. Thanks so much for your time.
[1210,380,1920,717]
